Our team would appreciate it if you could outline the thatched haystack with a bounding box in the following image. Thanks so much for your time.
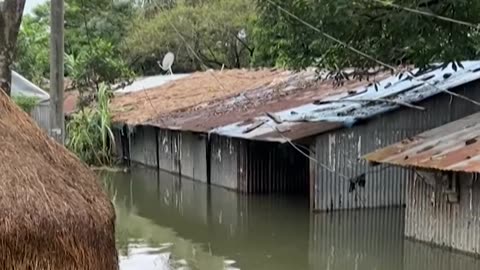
[0,90,118,269]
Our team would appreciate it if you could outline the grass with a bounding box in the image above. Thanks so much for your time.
[66,84,115,166]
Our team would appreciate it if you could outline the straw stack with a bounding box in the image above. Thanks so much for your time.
[0,90,118,269]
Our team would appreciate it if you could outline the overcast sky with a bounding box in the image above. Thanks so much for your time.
[24,0,46,14]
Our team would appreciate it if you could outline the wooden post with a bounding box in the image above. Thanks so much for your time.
[50,0,65,144]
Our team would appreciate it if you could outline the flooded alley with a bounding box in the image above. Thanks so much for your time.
[105,167,480,270]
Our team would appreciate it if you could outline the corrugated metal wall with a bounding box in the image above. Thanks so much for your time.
[30,102,50,131]
[129,126,158,168]
[210,135,240,190]
[179,132,208,183]
[314,83,480,211]
[112,128,123,158]
[210,134,309,194]
[406,171,480,255]
[112,126,131,162]
[157,129,208,183]
[308,208,404,270]
[241,140,309,194]
[158,129,180,174]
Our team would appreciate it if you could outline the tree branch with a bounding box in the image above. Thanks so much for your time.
[230,31,254,55]
[315,98,426,111]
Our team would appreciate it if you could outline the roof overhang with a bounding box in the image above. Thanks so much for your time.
[363,111,480,173]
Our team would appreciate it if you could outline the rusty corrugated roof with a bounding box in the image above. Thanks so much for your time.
[212,61,480,142]
[114,61,480,143]
[147,71,377,141]
[363,111,480,173]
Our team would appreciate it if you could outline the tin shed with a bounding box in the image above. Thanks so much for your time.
[11,71,50,131]
[112,62,480,212]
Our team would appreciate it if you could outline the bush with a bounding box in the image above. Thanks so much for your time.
[12,95,39,114]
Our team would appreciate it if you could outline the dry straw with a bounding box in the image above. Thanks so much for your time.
[0,90,118,269]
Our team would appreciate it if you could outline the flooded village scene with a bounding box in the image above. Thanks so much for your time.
[3,0,480,269]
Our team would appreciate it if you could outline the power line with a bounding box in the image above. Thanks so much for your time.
[265,0,397,71]
[372,0,480,29]
[265,0,480,107]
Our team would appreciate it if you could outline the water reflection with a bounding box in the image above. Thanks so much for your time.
[105,167,480,270]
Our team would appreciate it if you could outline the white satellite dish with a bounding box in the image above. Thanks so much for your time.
[158,52,175,75]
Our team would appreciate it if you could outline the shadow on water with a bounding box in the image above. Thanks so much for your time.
[104,167,480,270]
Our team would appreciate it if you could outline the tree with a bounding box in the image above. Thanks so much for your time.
[0,0,26,95]
[15,13,50,89]
[15,0,135,96]
[124,0,256,74]
[254,0,480,74]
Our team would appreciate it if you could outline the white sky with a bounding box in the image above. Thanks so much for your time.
[24,0,46,14]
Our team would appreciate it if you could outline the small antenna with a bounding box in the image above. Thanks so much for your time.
[157,52,175,75]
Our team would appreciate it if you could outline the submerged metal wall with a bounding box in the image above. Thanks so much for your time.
[157,129,208,183]
[210,135,240,189]
[210,135,309,194]
[129,126,158,168]
[313,83,480,211]
[406,172,480,255]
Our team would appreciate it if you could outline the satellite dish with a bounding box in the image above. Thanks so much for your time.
[158,52,175,75]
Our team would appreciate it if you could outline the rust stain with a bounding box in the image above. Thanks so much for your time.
[364,111,480,173]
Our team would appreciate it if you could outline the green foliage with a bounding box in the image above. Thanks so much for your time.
[254,0,480,72]
[12,95,40,114]
[124,0,256,74]
[64,0,137,53]
[15,0,135,93]
[66,84,115,166]
[65,38,134,95]
[15,14,50,88]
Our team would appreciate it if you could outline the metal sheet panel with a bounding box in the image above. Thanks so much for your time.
[179,132,208,183]
[364,111,480,173]
[406,172,480,255]
[129,126,158,168]
[210,135,240,190]
[112,128,123,158]
[156,129,209,182]
[314,86,480,211]
[30,102,50,132]
[158,129,180,174]
[210,135,309,194]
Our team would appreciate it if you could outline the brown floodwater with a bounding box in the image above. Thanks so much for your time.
[104,167,480,270]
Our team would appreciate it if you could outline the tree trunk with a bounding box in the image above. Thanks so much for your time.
[0,43,13,96]
[0,0,27,96]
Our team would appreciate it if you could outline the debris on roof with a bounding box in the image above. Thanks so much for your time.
[363,111,480,173]
[147,70,381,136]
[213,61,480,142]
